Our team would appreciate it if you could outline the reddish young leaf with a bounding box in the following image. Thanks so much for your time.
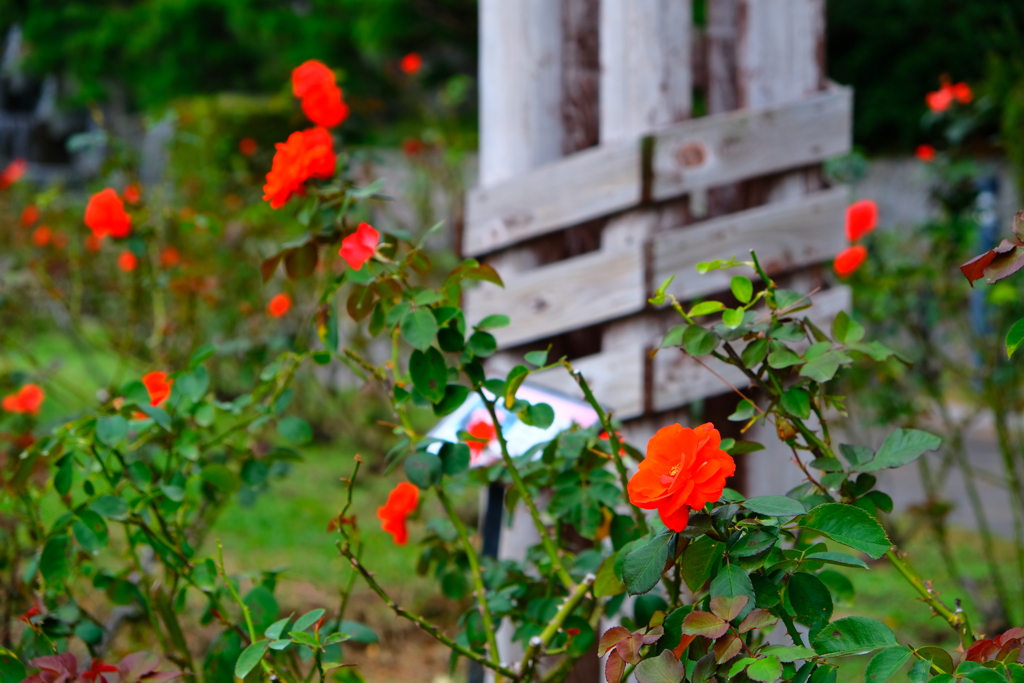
[715,633,744,663]
[738,609,779,634]
[673,634,697,658]
[605,651,627,683]
[598,626,631,657]
[681,610,729,639]
[710,595,749,622]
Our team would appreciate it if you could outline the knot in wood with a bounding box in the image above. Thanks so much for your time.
[674,142,706,168]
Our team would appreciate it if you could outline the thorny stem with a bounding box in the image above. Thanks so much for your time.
[561,360,647,535]
[518,575,595,682]
[477,389,575,590]
[886,549,975,644]
[217,542,281,680]
[435,484,503,677]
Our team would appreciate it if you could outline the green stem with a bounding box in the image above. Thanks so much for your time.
[519,575,595,682]
[477,390,575,590]
[885,549,974,644]
[435,484,502,676]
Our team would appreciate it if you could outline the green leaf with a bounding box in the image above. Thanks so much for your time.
[73,510,109,553]
[0,648,26,683]
[505,365,530,408]
[710,595,749,621]
[244,585,279,632]
[799,351,844,382]
[234,640,270,679]
[839,444,874,467]
[594,553,627,597]
[439,442,470,476]
[723,308,745,329]
[623,532,674,595]
[744,496,805,517]
[90,495,129,521]
[521,403,555,429]
[201,464,240,493]
[915,647,954,675]
[762,645,817,663]
[96,416,128,447]
[1008,319,1024,358]
[283,242,318,280]
[852,429,942,472]
[54,459,73,496]
[289,631,320,648]
[801,503,891,559]
[277,416,313,445]
[40,535,70,585]
[634,650,685,683]
[338,621,378,644]
[742,339,769,367]
[782,388,812,419]
[690,301,726,316]
[178,367,210,402]
[788,572,833,627]
[729,399,756,422]
[651,275,676,305]
[710,563,755,620]
[661,325,687,348]
[293,609,326,633]
[682,536,724,592]
[805,552,868,569]
[265,616,292,640]
[832,311,865,344]
[731,276,754,304]
[683,325,719,356]
[476,314,510,330]
[400,309,439,351]
[409,348,448,403]
[865,646,912,683]
[768,345,802,369]
[467,331,498,357]
[433,385,470,417]
[404,450,443,489]
[524,348,549,366]
[747,656,783,683]
[811,616,896,656]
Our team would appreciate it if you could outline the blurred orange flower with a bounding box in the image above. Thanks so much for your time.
[378,482,419,545]
[267,293,292,317]
[627,423,735,532]
[465,418,495,457]
[0,158,27,189]
[399,53,423,75]
[292,60,349,128]
[339,222,379,270]
[926,80,973,113]
[160,247,181,268]
[142,371,173,407]
[21,205,39,227]
[86,188,132,239]
[915,144,937,162]
[123,183,142,204]
[2,384,45,415]
[402,138,424,156]
[84,234,103,252]
[31,226,51,247]
[845,200,878,242]
[263,127,337,209]
[834,245,868,277]
[118,251,138,272]
[239,138,258,156]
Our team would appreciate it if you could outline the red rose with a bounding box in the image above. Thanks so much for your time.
[239,138,258,156]
[21,205,39,227]
[845,200,878,242]
[263,127,337,209]
[85,188,132,239]
[834,245,868,277]
[399,53,423,75]
[118,251,138,272]
[0,158,27,189]
[378,482,420,545]
[2,384,45,415]
[339,222,380,270]
[143,372,173,407]
[915,145,937,163]
[292,60,349,128]
[267,293,292,318]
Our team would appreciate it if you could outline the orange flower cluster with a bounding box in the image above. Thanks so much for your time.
[262,127,336,209]
[267,293,292,317]
[32,226,51,247]
[2,384,45,415]
[627,423,735,531]
[926,79,972,113]
[292,60,349,128]
[123,183,142,204]
[238,138,258,156]
[399,53,423,75]
[85,189,132,240]
[0,158,26,189]
[118,251,138,272]
[339,222,380,270]
[143,372,173,407]
[833,199,878,278]
[378,482,419,545]
[915,144,937,163]
[160,247,181,269]
[21,205,39,227]
[464,418,496,457]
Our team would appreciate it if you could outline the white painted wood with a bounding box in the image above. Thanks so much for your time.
[464,141,640,256]
[652,186,849,302]
[464,88,850,256]
[600,0,692,143]
[651,286,851,411]
[479,0,564,188]
[525,346,646,419]
[650,86,850,201]
[464,245,646,348]
[738,0,825,109]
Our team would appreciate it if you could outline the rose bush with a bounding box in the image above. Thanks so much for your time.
[2,61,1020,683]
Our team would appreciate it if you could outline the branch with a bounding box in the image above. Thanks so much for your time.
[518,574,595,682]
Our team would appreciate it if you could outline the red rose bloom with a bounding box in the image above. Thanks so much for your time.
[0,158,27,189]
[845,200,878,242]
[21,205,39,227]
[263,127,337,209]
[31,226,51,247]
[160,247,181,268]
[118,251,138,272]
[267,293,292,317]
[926,80,973,113]
[627,423,735,532]
[465,418,496,456]
[123,183,142,204]
[239,138,258,156]
[339,222,380,270]
[85,188,132,239]
[834,245,868,277]
[143,372,173,407]
[292,60,348,128]
[915,145,937,162]
[2,384,45,415]
[399,53,423,75]
[378,482,420,545]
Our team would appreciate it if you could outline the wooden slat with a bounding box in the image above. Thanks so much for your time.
[464,87,850,257]
[464,245,646,348]
[600,0,692,143]
[523,346,646,419]
[464,141,641,257]
[652,186,848,301]
[738,0,825,109]
[650,86,850,201]
[652,286,851,411]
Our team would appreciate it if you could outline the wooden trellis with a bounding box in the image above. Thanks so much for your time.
[466,0,850,434]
